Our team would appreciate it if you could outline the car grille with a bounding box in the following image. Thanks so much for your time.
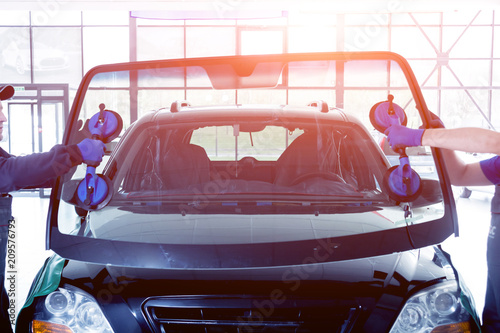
[143,296,361,333]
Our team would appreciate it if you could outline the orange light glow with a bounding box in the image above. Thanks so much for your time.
[431,321,471,333]
[32,320,73,333]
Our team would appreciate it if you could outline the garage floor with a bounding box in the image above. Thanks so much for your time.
[443,191,491,317]
[9,190,491,324]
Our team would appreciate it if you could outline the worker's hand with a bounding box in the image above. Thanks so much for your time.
[384,125,425,150]
[77,138,106,166]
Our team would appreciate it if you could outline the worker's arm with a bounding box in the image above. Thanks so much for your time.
[0,144,83,193]
[439,148,492,186]
[0,139,106,193]
[385,125,497,186]
[421,128,499,185]
[422,127,500,155]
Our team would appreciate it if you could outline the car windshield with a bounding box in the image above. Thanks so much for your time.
[53,53,450,266]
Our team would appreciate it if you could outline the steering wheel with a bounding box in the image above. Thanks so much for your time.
[239,156,257,169]
[291,172,344,186]
[227,157,258,178]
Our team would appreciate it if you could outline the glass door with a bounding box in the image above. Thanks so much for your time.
[7,103,35,156]
[6,101,64,155]
[39,101,64,152]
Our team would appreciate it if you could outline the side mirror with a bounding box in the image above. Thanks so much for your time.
[412,179,443,207]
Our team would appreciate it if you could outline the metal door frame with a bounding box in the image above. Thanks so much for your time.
[2,83,69,152]
[0,83,69,197]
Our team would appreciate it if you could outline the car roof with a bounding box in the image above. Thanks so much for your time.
[140,102,365,130]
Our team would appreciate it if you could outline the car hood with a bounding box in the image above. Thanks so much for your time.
[61,246,452,289]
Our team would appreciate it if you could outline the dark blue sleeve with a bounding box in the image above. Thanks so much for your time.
[0,144,83,193]
[480,156,500,185]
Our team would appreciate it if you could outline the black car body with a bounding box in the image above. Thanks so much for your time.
[17,52,480,332]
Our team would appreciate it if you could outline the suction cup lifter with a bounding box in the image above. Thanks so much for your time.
[75,104,123,211]
[369,94,407,134]
[370,95,422,202]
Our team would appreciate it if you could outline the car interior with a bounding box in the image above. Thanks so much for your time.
[118,121,385,199]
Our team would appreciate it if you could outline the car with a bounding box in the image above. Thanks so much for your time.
[16,52,480,333]
[0,39,69,75]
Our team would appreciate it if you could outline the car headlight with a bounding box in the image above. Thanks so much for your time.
[31,285,114,333]
[390,281,472,333]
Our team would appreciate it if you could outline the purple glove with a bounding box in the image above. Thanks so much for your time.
[384,125,425,150]
[77,138,106,166]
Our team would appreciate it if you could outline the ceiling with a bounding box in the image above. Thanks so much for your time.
[1,0,499,12]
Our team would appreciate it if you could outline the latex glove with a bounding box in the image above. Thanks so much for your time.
[77,138,106,166]
[384,125,425,150]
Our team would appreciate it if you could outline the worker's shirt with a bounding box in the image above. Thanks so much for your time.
[481,156,500,214]
[0,145,83,193]
[0,144,83,285]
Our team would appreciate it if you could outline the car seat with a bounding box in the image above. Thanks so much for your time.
[274,131,339,186]
[162,143,211,189]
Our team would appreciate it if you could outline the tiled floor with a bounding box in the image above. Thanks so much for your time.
[7,190,492,326]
